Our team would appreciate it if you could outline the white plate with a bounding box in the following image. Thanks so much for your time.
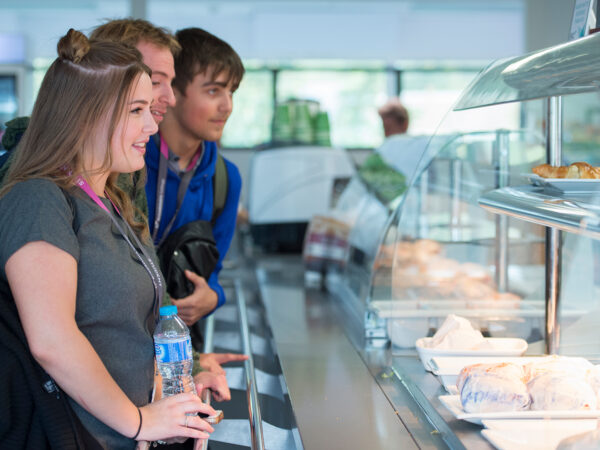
[481,419,598,432]
[439,395,600,426]
[416,338,528,372]
[529,174,600,193]
[481,420,598,450]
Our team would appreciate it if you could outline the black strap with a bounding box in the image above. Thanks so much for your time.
[211,153,228,226]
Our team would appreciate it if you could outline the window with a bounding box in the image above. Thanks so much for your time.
[221,63,491,150]
[276,69,388,149]
[221,70,273,148]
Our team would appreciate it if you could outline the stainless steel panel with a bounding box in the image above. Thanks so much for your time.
[256,263,419,450]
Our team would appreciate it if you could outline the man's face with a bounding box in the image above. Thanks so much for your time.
[172,69,236,142]
[136,40,176,124]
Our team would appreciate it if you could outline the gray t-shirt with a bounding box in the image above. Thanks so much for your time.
[0,179,160,449]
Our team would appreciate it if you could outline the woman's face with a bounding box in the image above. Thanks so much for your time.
[110,73,158,173]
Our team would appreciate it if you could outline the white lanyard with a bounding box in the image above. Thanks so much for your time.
[151,135,203,246]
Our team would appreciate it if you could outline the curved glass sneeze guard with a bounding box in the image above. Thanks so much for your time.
[371,129,552,350]
[455,33,600,111]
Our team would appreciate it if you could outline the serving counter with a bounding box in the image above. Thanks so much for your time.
[210,254,496,449]
[256,255,499,449]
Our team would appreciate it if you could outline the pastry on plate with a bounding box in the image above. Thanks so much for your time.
[533,162,600,179]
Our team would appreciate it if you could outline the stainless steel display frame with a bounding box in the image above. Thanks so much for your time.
[460,34,600,354]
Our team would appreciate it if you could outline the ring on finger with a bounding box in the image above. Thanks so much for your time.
[185,415,189,428]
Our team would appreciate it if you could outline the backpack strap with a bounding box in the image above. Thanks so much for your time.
[211,153,229,225]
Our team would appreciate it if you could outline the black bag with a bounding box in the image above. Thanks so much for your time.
[156,220,220,299]
[0,284,102,450]
[155,153,228,300]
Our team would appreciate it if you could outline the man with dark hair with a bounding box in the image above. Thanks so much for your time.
[145,28,244,325]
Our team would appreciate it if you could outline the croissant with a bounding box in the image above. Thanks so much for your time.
[532,162,600,179]
[532,163,568,178]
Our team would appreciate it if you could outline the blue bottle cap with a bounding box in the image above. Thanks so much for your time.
[159,305,178,316]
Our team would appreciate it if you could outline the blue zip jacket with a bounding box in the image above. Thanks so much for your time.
[145,133,242,310]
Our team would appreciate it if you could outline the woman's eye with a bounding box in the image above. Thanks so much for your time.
[131,107,143,114]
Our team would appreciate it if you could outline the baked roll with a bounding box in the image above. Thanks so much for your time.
[533,162,600,179]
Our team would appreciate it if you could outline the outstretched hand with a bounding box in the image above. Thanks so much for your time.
[199,352,248,375]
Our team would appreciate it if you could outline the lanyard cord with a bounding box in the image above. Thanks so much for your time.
[75,176,163,318]
[151,135,204,247]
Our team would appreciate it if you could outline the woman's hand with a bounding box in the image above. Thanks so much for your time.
[136,392,217,442]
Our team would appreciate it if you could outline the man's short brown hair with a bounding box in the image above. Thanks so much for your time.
[90,18,180,57]
[378,98,409,126]
[172,27,244,95]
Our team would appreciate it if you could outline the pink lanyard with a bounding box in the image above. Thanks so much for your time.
[159,134,202,170]
[76,175,163,316]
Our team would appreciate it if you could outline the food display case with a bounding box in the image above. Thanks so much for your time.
[367,32,600,360]
[325,136,430,339]
[317,32,600,450]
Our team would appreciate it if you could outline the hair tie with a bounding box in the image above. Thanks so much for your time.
[131,407,142,440]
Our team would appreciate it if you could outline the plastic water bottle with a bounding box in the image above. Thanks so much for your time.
[154,305,195,397]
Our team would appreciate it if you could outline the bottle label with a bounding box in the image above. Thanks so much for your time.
[154,337,193,363]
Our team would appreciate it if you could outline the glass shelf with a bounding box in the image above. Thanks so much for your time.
[479,185,600,239]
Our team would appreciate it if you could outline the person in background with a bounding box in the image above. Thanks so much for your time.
[145,28,244,324]
[358,98,412,204]
[378,97,409,137]
[0,29,216,448]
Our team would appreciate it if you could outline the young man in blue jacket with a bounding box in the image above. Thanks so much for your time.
[145,28,244,324]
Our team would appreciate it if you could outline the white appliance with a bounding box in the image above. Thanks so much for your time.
[248,146,355,251]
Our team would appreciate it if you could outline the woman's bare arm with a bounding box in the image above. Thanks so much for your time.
[6,241,216,441]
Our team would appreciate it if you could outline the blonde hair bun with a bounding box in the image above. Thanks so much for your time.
[57,28,90,63]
